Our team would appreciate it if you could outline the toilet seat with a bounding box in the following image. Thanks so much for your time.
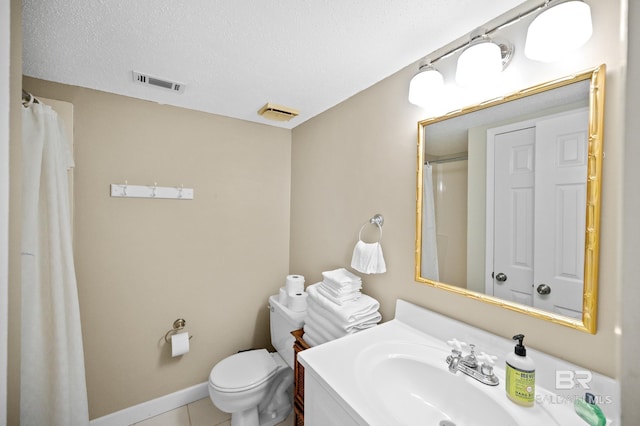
[209,349,278,393]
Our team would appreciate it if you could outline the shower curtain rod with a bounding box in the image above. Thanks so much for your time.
[425,155,468,165]
[22,89,40,106]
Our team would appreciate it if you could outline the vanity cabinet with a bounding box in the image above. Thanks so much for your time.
[291,329,310,426]
[303,370,364,426]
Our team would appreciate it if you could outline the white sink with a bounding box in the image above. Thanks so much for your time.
[357,341,517,425]
[298,300,619,426]
[355,340,558,426]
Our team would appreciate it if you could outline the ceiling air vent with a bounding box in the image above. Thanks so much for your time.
[132,71,185,93]
[258,103,299,122]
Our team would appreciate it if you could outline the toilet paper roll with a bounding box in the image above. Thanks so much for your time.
[171,332,190,357]
[287,292,308,312]
[285,275,305,295]
[278,287,288,305]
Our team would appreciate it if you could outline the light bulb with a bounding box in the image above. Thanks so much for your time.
[408,67,444,107]
[456,41,503,87]
[524,0,593,62]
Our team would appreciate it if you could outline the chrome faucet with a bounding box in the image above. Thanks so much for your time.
[447,349,462,373]
[445,341,499,386]
[461,344,479,368]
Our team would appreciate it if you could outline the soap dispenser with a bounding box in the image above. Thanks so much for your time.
[505,334,535,406]
[574,393,606,426]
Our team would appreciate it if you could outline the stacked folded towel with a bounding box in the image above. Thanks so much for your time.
[317,268,363,305]
[303,269,381,347]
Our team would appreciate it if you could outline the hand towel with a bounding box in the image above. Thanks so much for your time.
[321,268,362,286]
[321,279,362,294]
[351,240,387,274]
[317,284,361,305]
[307,283,380,322]
[318,282,361,300]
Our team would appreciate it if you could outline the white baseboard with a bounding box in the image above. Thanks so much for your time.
[90,382,209,426]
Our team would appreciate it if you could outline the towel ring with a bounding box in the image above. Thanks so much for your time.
[358,214,384,243]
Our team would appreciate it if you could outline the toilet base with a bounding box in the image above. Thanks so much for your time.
[229,396,291,426]
[257,396,292,426]
[230,407,259,426]
[216,365,294,426]
[210,350,295,426]
[257,362,294,426]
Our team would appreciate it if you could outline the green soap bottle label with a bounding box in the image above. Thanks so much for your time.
[505,363,535,405]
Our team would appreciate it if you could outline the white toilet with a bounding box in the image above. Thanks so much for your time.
[208,295,305,426]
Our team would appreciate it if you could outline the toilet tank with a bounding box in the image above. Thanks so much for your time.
[269,295,306,369]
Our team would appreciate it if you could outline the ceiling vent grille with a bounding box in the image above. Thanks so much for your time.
[132,71,185,93]
[258,103,300,122]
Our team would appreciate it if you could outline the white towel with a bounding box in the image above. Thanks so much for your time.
[351,240,386,274]
[307,300,381,330]
[321,279,362,294]
[307,283,380,322]
[318,282,361,300]
[302,331,322,347]
[317,284,361,305]
[318,283,361,302]
[303,322,332,345]
[322,268,362,286]
[307,304,380,336]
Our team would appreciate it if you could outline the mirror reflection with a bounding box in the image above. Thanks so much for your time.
[415,66,605,333]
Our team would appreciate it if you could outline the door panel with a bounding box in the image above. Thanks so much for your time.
[533,109,588,317]
[487,108,587,317]
[492,127,535,305]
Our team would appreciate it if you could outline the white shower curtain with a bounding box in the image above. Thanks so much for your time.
[422,164,440,281]
[21,101,89,425]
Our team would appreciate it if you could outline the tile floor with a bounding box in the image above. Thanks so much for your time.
[131,397,294,426]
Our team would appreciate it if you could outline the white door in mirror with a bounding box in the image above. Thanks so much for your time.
[533,109,588,316]
[489,108,588,318]
[492,125,536,306]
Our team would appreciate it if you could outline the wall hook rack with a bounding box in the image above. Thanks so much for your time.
[110,182,194,200]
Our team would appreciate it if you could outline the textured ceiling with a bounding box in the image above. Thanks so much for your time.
[22,0,527,129]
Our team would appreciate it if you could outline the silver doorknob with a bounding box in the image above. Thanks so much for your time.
[495,273,507,282]
[536,284,551,295]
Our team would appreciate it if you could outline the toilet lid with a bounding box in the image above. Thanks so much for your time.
[209,349,278,392]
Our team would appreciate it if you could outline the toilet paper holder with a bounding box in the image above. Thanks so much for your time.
[164,318,194,343]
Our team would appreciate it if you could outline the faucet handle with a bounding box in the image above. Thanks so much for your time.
[477,352,498,376]
[446,338,468,351]
[477,352,497,365]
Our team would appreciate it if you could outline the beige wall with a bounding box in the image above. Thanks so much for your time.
[291,0,625,379]
[13,78,292,419]
[8,0,639,423]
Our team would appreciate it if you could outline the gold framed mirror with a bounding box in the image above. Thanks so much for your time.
[415,65,605,334]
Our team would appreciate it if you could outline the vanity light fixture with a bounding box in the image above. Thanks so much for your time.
[408,64,444,107]
[455,37,513,87]
[408,0,594,106]
[524,0,593,62]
